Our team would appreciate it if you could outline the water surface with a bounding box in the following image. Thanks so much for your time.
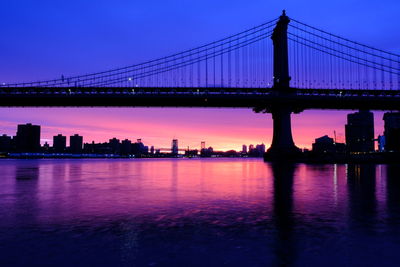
[0,159,399,266]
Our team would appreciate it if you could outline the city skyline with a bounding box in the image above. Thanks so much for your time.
[0,109,387,151]
[2,108,398,155]
[0,121,268,153]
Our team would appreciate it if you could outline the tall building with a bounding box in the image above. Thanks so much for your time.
[70,134,83,154]
[172,139,178,155]
[201,141,206,150]
[242,145,247,154]
[383,112,400,152]
[121,139,132,155]
[345,110,374,152]
[0,134,12,152]
[109,138,121,154]
[15,123,41,152]
[53,134,66,153]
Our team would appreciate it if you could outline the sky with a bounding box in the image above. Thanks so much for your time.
[0,0,399,151]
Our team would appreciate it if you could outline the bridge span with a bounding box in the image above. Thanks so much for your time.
[1,87,400,111]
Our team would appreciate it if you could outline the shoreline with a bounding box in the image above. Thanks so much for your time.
[1,151,400,164]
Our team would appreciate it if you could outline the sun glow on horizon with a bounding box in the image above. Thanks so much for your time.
[0,108,385,151]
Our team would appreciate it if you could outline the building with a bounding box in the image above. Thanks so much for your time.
[53,134,66,153]
[15,123,41,152]
[83,141,112,154]
[121,139,132,155]
[132,140,148,156]
[248,144,265,157]
[200,146,213,157]
[312,135,335,153]
[70,134,83,154]
[0,134,12,152]
[172,139,178,155]
[345,110,374,152]
[256,144,266,154]
[242,145,247,154]
[150,146,155,155]
[184,149,198,157]
[83,141,96,154]
[109,138,121,154]
[383,112,400,152]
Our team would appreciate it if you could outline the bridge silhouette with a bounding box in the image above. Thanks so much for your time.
[1,11,400,158]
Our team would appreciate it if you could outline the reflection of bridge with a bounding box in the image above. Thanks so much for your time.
[2,11,400,158]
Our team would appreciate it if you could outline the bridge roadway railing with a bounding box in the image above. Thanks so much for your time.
[1,87,400,97]
[0,87,399,110]
[0,87,275,96]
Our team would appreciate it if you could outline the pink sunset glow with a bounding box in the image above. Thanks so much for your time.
[0,108,385,151]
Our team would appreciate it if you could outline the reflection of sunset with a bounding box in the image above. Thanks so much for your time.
[0,158,398,266]
[0,159,390,225]
[0,108,385,151]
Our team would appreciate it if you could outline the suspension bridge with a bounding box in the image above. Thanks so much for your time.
[1,11,400,158]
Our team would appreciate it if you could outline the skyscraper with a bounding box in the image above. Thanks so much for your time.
[383,112,400,152]
[242,145,247,154]
[15,123,41,152]
[172,139,178,155]
[70,134,83,154]
[345,110,374,152]
[53,134,66,153]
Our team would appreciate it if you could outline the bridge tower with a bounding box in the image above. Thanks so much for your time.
[265,11,301,160]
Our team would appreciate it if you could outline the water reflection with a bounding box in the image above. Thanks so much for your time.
[272,163,296,266]
[14,162,40,227]
[386,164,400,229]
[0,159,399,266]
[16,164,39,180]
[347,164,377,228]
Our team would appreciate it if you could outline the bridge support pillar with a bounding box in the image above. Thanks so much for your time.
[263,10,301,161]
[265,106,301,161]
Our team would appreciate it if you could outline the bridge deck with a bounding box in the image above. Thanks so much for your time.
[0,87,399,110]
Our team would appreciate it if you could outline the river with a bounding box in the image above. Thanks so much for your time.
[0,158,399,266]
